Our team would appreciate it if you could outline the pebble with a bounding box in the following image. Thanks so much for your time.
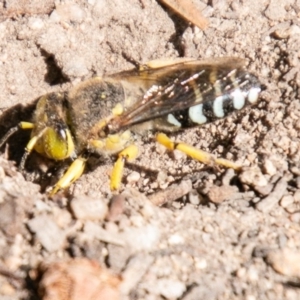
[172,201,182,209]
[0,282,15,296]
[222,168,236,186]
[247,266,259,282]
[84,221,124,246]
[71,196,108,221]
[264,0,287,21]
[254,183,274,196]
[53,208,72,228]
[63,55,89,78]
[296,176,300,188]
[148,180,192,206]
[28,18,44,30]
[263,159,277,176]
[156,278,186,299]
[126,171,140,184]
[203,224,214,233]
[5,234,23,270]
[107,194,125,222]
[236,267,246,278]
[266,248,300,277]
[239,167,268,187]
[284,203,298,214]
[279,195,294,208]
[290,212,300,223]
[120,254,154,295]
[27,215,65,252]
[121,224,160,251]
[207,185,238,204]
[256,178,287,212]
[188,190,201,205]
[168,234,185,245]
[294,189,300,202]
[55,3,86,23]
[194,258,207,270]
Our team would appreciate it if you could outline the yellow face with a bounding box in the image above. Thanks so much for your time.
[33,126,74,160]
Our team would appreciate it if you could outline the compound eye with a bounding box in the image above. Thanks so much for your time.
[59,128,67,140]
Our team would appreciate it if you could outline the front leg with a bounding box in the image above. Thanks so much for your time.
[49,156,87,196]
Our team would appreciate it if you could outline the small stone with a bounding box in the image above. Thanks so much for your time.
[207,185,238,204]
[203,224,214,233]
[71,196,108,221]
[0,282,15,296]
[55,3,85,23]
[28,18,44,30]
[63,54,89,78]
[168,234,185,245]
[263,159,277,176]
[194,258,207,270]
[156,278,186,299]
[280,195,294,208]
[264,0,286,21]
[172,201,182,209]
[222,168,236,186]
[49,10,60,22]
[84,221,124,246]
[149,180,192,206]
[296,176,300,188]
[53,208,72,228]
[256,178,287,212]
[120,254,154,295]
[284,203,298,214]
[254,183,274,196]
[236,267,246,278]
[294,189,300,202]
[121,224,160,251]
[126,171,140,184]
[266,248,300,277]
[107,194,125,222]
[290,212,300,223]
[27,215,65,252]
[247,267,258,282]
[188,190,201,205]
[239,167,268,187]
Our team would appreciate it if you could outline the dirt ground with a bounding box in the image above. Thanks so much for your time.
[0,0,300,299]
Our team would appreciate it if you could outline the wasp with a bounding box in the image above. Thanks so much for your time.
[0,57,261,195]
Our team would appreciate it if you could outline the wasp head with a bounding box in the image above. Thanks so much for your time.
[32,93,76,161]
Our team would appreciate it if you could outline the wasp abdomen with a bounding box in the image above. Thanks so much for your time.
[167,71,261,128]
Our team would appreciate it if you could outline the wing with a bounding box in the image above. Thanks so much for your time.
[108,57,251,132]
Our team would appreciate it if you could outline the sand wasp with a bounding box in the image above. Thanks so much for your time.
[0,57,261,195]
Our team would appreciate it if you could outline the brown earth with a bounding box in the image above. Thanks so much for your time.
[0,0,300,299]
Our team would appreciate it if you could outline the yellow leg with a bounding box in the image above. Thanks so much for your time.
[49,156,87,196]
[20,127,48,171]
[156,133,241,171]
[110,144,139,191]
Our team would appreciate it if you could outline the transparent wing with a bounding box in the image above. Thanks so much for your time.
[108,57,248,131]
